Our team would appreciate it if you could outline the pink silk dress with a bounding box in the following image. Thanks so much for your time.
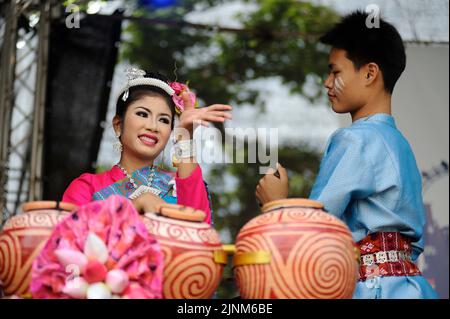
[62,164,212,224]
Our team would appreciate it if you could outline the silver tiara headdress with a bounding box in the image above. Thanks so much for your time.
[119,67,175,102]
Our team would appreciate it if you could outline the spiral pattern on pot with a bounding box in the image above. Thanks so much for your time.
[0,210,68,296]
[234,235,269,299]
[0,233,19,294]
[235,209,357,299]
[291,233,356,298]
[163,251,222,299]
[141,213,224,299]
[3,211,67,230]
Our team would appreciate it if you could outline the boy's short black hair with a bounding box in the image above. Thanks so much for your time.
[320,10,406,94]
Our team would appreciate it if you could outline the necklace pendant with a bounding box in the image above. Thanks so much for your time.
[139,185,161,197]
[129,185,161,200]
[146,186,161,196]
[117,163,160,198]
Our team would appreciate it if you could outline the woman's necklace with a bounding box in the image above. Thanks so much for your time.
[116,163,161,199]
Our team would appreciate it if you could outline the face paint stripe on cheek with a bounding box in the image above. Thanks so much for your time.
[334,76,345,95]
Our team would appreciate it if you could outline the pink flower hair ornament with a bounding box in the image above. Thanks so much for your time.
[118,68,198,115]
[169,81,199,114]
[30,196,164,299]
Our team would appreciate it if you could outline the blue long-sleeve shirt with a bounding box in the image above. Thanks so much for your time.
[310,113,437,299]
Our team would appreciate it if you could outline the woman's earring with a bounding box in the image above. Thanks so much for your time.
[113,133,123,153]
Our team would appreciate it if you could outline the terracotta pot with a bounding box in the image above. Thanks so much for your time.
[233,198,359,299]
[0,201,75,297]
[141,204,226,299]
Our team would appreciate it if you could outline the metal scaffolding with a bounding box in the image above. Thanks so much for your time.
[0,0,50,227]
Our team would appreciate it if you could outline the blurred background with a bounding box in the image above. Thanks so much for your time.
[0,0,448,298]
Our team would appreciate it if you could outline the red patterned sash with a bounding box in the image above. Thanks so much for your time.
[357,232,422,281]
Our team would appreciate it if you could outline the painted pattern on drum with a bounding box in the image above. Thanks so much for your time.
[0,211,68,296]
[238,210,350,238]
[0,233,19,290]
[240,211,280,229]
[283,209,339,223]
[293,233,356,298]
[3,210,67,230]
[235,235,268,298]
[163,250,222,299]
[235,212,357,299]
[0,229,54,295]
[141,214,223,299]
[241,209,345,231]
[142,215,221,246]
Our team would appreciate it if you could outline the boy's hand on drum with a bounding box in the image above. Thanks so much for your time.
[256,163,289,205]
[177,92,233,138]
[131,193,165,214]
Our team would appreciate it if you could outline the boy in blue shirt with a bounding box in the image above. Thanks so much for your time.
[256,11,437,299]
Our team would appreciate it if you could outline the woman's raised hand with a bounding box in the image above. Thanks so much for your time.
[177,92,233,137]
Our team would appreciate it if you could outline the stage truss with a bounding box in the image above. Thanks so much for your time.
[0,0,50,227]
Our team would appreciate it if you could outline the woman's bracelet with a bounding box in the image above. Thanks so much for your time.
[173,139,197,160]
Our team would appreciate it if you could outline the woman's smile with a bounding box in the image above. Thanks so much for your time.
[138,133,159,147]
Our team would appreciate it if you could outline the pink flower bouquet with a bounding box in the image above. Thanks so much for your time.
[30,195,163,299]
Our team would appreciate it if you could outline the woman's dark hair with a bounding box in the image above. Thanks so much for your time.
[116,71,176,129]
[319,11,406,94]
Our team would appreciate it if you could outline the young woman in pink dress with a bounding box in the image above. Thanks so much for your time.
[62,68,232,224]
